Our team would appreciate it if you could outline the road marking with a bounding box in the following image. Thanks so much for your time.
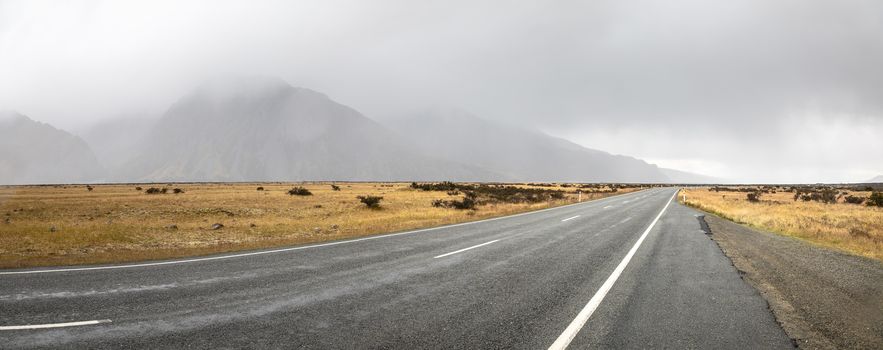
[561,215,580,222]
[548,190,676,350]
[0,319,111,331]
[602,205,612,209]
[433,239,500,259]
[0,189,651,275]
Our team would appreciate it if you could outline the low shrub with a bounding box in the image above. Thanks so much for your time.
[256,186,264,191]
[844,195,866,205]
[868,192,883,207]
[331,184,341,191]
[173,188,185,194]
[433,192,477,210]
[412,182,565,204]
[746,192,762,202]
[288,187,312,196]
[819,188,838,204]
[357,195,383,208]
[144,187,167,194]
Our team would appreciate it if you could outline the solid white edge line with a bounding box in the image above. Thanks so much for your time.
[0,189,653,275]
[433,239,501,259]
[0,319,111,330]
[548,190,677,350]
[561,215,580,222]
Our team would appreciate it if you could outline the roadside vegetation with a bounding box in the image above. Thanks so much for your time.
[680,185,883,260]
[0,182,641,268]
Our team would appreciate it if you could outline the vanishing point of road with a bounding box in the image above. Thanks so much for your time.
[0,188,792,349]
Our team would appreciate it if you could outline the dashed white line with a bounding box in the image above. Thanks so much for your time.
[0,319,111,331]
[561,215,580,222]
[548,190,676,350]
[602,205,613,209]
[433,239,500,259]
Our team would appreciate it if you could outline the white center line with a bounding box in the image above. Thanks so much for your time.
[433,239,500,259]
[548,190,676,350]
[561,215,580,222]
[0,319,111,331]
[602,205,612,209]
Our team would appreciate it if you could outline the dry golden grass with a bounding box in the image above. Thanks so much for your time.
[0,182,634,268]
[680,188,883,261]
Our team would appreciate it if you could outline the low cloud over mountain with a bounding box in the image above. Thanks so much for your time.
[115,77,498,182]
[0,111,103,184]
[3,77,718,184]
[383,108,673,183]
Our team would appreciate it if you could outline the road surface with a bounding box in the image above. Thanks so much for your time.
[0,188,792,349]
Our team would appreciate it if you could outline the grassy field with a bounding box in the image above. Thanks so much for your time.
[680,187,883,261]
[0,182,636,268]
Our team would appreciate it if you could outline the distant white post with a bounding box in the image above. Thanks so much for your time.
[578,190,582,202]
[682,189,687,203]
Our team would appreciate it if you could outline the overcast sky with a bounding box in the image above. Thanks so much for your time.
[1,0,881,183]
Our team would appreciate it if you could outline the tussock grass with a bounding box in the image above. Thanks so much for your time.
[0,182,634,268]
[680,188,883,261]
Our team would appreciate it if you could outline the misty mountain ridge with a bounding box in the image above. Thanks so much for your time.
[867,175,883,183]
[3,77,717,184]
[116,77,498,182]
[0,111,103,184]
[383,107,672,183]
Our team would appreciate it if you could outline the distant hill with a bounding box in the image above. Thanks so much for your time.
[0,111,103,184]
[118,77,500,182]
[383,108,677,183]
[867,175,883,183]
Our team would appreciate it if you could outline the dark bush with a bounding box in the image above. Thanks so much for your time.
[173,188,184,194]
[331,184,341,191]
[86,185,93,191]
[868,192,883,207]
[135,186,143,191]
[357,195,383,208]
[746,192,761,202]
[256,186,264,191]
[144,187,166,194]
[288,187,312,196]
[433,192,477,210]
[411,182,565,204]
[844,195,866,205]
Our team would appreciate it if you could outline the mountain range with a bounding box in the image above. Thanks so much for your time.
[1,77,715,184]
[0,111,103,184]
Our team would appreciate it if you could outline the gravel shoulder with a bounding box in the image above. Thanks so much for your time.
[702,214,883,349]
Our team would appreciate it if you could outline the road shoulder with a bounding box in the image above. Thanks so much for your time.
[702,214,883,349]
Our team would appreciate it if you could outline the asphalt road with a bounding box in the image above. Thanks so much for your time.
[0,188,793,349]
